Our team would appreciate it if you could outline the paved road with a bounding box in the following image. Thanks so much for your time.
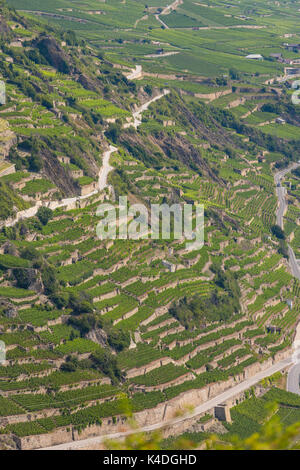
[98,145,117,191]
[40,355,292,450]
[124,89,170,129]
[274,162,300,280]
[126,65,142,80]
[287,363,300,395]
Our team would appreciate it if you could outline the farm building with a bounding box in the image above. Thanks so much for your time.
[245,54,263,60]
[275,117,286,125]
[285,43,300,52]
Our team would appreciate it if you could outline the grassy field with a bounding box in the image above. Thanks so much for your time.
[8,0,300,79]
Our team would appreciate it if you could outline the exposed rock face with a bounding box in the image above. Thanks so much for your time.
[34,35,71,74]
[78,74,100,93]
[0,434,18,450]
[11,268,43,294]
[39,146,79,196]
[86,328,108,348]
[120,131,222,185]
[2,241,18,256]
[0,300,18,318]
[0,16,11,35]
[27,269,44,293]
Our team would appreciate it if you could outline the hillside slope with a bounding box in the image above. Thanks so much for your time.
[0,1,299,450]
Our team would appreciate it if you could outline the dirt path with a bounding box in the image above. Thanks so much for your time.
[155,14,169,29]
[126,65,142,80]
[134,14,148,28]
[145,51,180,58]
[161,0,183,15]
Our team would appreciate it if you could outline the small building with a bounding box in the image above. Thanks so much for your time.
[285,43,300,52]
[214,404,232,423]
[276,117,286,125]
[80,181,97,196]
[287,299,293,310]
[245,54,263,60]
[234,167,249,177]
[57,155,70,164]
[270,53,282,60]
[285,67,300,76]
[266,325,281,334]
[162,260,176,273]
[71,169,83,178]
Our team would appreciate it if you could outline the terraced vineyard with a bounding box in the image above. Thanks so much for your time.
[0,0,299,451]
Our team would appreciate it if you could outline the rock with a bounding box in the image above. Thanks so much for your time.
[78,74,100,93]
[86,328,108,348]
[34,35,71,74]
[0,17,11,36]
[1,241,18,256]
[0,300,18,318]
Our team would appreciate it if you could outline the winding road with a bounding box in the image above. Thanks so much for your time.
[274,161,300,280]
[2,145,118,228]
[1,91,170,228]
[275,162,300,394]
[125,89,170,129]
[98,145,117,191]
[287,322,300,395]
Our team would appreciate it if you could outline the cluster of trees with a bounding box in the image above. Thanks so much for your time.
[170,267,241,328]
[60,348,125,385]
[271,225,289,259]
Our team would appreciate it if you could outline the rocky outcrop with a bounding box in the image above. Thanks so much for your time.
[86,328,108,348]
[0,300,18,319]
[34,35,71,74]
[0,16,11,36]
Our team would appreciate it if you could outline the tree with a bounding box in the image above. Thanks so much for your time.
[107,328,130,352]
[104,122,121,143]
[37,206,53,226]
[271,224,285,240]
[41,264,58,295]
[144,84,152,96]
[51,291,69,309]
[28,154,42,172]
[20,246,40,261]
[69,292,94,316]
[91,349,123,384]
[13,268,34,289]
